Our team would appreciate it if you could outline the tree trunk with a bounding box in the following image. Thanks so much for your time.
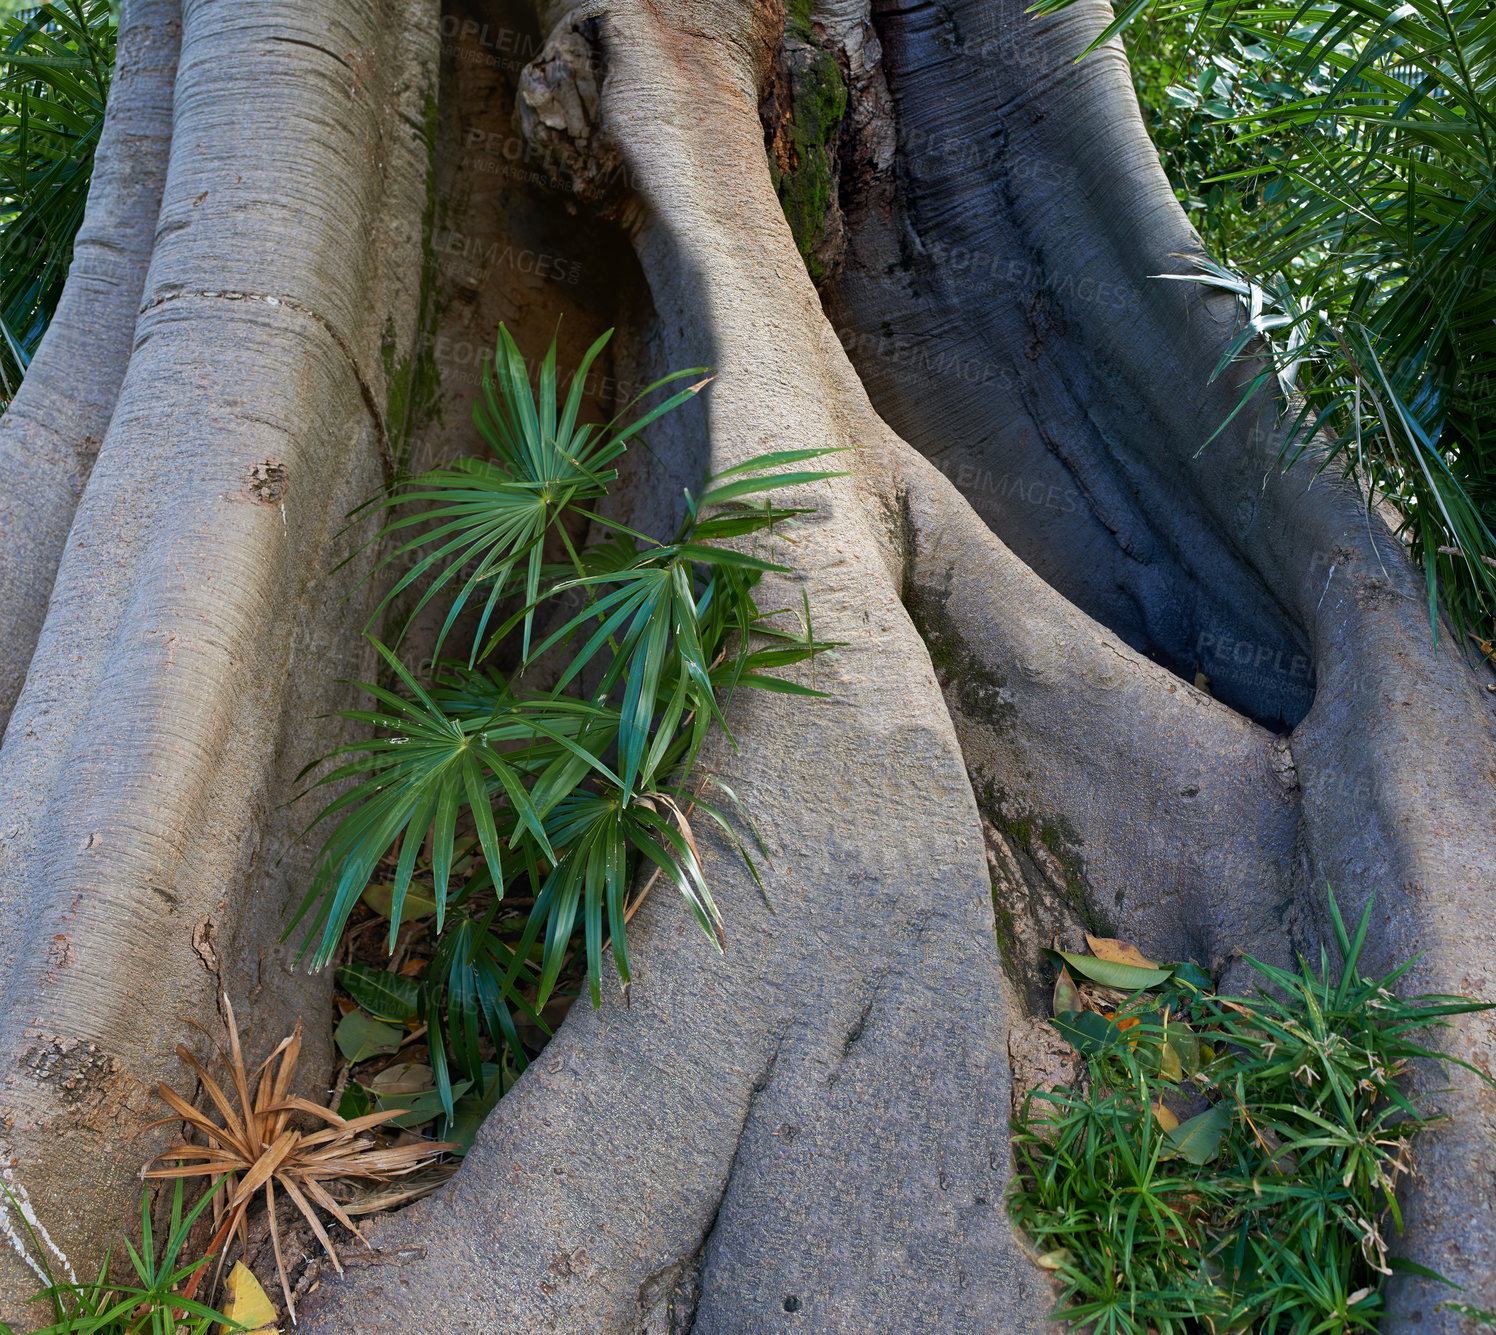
[2,0,1493,1330]
[0,0,436,1308]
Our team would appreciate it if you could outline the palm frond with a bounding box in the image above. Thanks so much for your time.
[300,331,840,1109]
[141,995,453,1323]
[1049,0,1496,640]
[0,2,115,404]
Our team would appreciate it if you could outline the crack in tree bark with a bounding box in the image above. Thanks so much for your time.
[136,287,396,480]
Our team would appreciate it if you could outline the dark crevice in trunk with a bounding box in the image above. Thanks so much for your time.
[821,0,1315,732]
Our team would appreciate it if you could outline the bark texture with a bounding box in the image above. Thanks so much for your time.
[0,0,1491,1329]
[0,0,179,731]
[294,0,1495,1330]
[0,0,437,1312]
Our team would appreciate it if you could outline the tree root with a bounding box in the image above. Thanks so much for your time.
[0,0,437,1314]
[0,0,179,730]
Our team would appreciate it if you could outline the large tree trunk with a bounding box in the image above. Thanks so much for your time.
[0,0,436,1307]
[2,0,1492,1330]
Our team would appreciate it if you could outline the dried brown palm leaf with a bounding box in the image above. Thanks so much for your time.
[142,994,454,1322]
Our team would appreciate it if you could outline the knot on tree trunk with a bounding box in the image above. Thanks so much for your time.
[517,21,630,214]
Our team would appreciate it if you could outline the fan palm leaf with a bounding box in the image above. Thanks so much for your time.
[0,1,114,402]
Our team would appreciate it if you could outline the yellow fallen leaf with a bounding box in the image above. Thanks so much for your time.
[1151,1101,1179,1133]
[1085,935,1159,970]
[218,1261,278,1335]
[1036,1248,1073,1271]
[1159,1040,1184,1083]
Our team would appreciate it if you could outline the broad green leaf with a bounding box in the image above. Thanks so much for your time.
[334,1010,404,1065]
[1051,1008,1117,1055]
[1163,1105,1232,1164]
[361,880,438,924]
[1046,948,1174,990]
[374,1079,472,1129]
[1162,1018,1200,1074]
[448,1062,507,1154]
[1167,960,1213,996]
[337,963,420,1021]
[338,1082,372,1119]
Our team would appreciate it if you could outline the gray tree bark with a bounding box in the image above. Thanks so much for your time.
[1,0,1492,1331]
[0,0,435,1311]
[0,0,178,731]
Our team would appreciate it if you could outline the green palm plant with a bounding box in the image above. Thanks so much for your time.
[0,1180,232,1335]
[363,324,709,660]
[0,0,115,403]
[1038,0,1496,645]
[299,326,843,1120]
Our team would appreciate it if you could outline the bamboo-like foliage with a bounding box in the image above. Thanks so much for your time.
[1037,0,1496,643]
[1008,893,1494,1333]
[297,326,842,1120]
[0,1,114,403]
[0,1179,231,1335]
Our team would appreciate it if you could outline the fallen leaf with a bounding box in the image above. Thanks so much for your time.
[334,1009,404,1065]
[1159,1039,1183,1082]
[361,880,438,924]
[1162,1019,1200,1074]
[337,962,420,1022]
[1102,1011,1141,1050]
[1052,966,1083,1016]
[1044,948,1174,991]
[1151,1101,1179,1133]
[369,1061,434,1096]
[1163,1105,1232,1164]
[218,1261,278,1334]
[1052,1009,1118,1055]
[1036,1248,1073,1271]
[1085,935,1159,970]
[1257,1124,1299,1176]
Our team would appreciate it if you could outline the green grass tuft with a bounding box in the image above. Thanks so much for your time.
[1008,890,1493,1335]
